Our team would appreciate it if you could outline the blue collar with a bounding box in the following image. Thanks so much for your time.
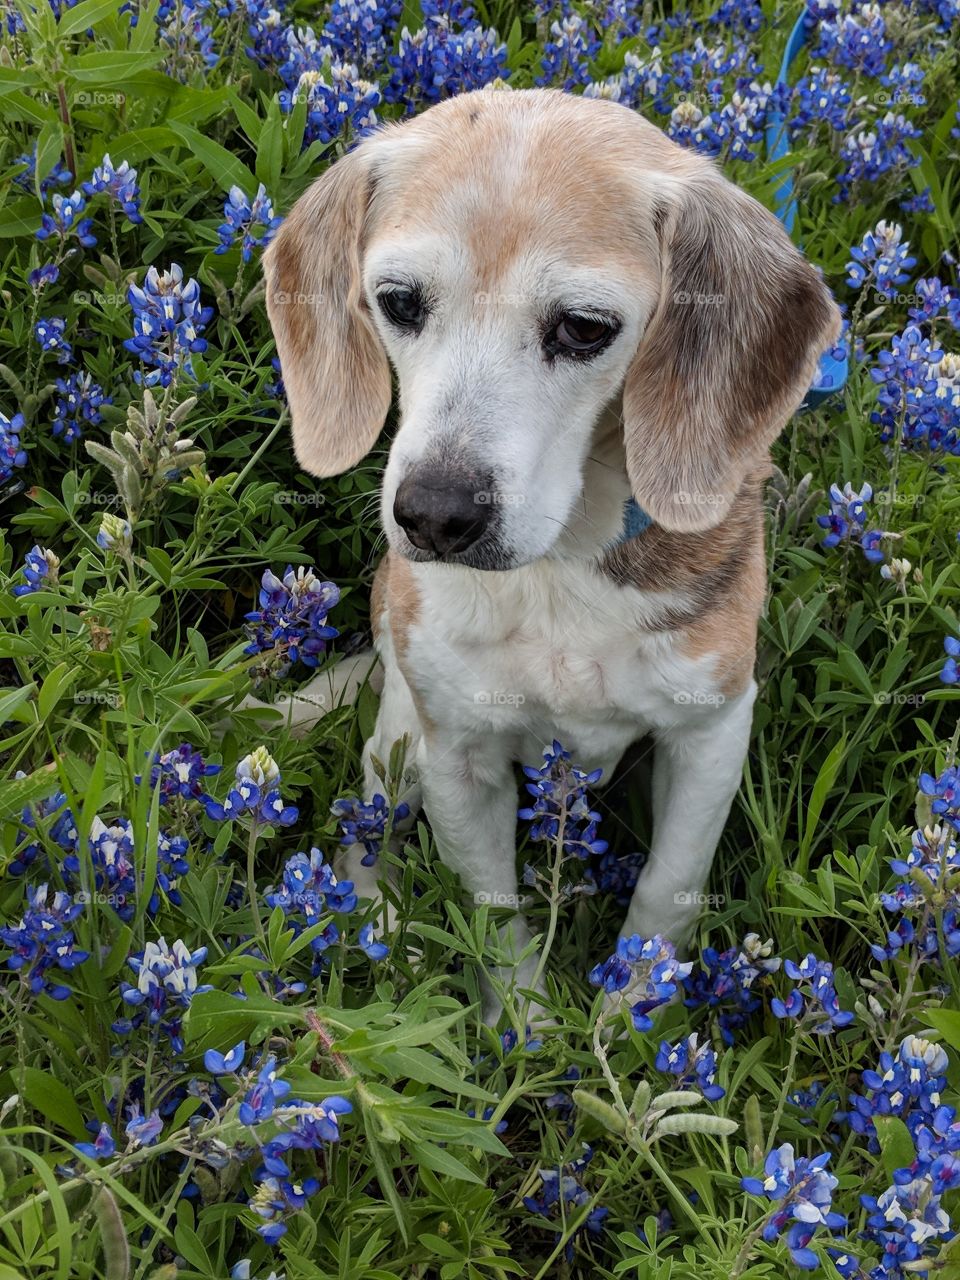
[618,497,652,543]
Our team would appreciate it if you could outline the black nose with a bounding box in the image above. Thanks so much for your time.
[393,472,493,557]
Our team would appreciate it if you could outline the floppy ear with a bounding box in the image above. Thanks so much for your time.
[263,146,391,477]
[623,169,841,532]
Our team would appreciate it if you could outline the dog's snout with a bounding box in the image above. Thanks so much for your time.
[393,471,493,558]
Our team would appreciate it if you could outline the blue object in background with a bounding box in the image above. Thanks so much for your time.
[765,11,849,409]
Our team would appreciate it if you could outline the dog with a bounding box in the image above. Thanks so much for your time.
[260,87,841,1013]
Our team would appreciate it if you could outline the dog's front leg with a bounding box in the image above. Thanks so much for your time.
[624,682,757,947]
[419,732,538,1023]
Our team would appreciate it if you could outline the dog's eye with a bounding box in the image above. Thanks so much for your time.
[544,312,619,359]
[377,286,425,331]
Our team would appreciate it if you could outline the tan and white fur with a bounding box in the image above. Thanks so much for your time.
[258,88,841,1015]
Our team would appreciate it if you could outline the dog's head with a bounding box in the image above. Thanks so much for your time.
[264,88,840,570]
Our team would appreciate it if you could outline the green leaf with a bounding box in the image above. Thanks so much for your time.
[67,50,166,84]
[874,1115,916,1182]
[409,1138,484,1184]
[921,1009,960,1052]
[183,989,305,1054]
[168,121,257,194]
[56,0,124,36]
[0,684,36,726]
[38,662,81,719]
[18,1068,87,1137]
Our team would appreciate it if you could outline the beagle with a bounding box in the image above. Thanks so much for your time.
[261,87,841,1011]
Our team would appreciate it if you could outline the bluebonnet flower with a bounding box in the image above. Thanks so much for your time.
[684,933,781,1045]
[0,883,88,999]
[941,636,960,684]
[251,1175,319,1242]
[523,1145,607,1261]
[51,371,110,443]
[322,0,401,69]
[589,934,692,1031]
[124,264,213,387]
[202,747,298,826]
[655,1033,724,1100]
[205,1041,246,1074]
[8,780,73,877]
[279,62,381,146]
[870,819,960,965]
[331,793,409,867]
[144,742,221,802]
[814,2,891,77]
[264,848,357,972]
[215,184,282,262]
[82,154,143,223]
[771,955,854,1034]
[244,565,340,677]
[907,277,956,324]
[12,545,60,597]
[116,937,211,1054]
[34,317,73,364]
[538,13,598,88]
[861,1174,952,1272]
[161,0,219,72]
[60,815,189,920]
[591,849,643,906]
[386,4,507,110]
[838,1036,950,1149]
[358,922,388,960]
[519,741,607,862]
[35,190,96,248]
[500,1026,543,1054]
[836,113,921,203]
[241,0,290,68]
[846,221,916,300]
[817,482,886,564]
[124,1104,163,1147]
[919,768,960,830]
[14,148,72,196]
[1,410,27,485]
[870,325,956,455]
[97,512,132,554]
[75,1122,116,1160]
[29,263,59,291]
[742,1143,846,1269]
[239,1054,291,1124]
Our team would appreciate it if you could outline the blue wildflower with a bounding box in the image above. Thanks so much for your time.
[35,190,95,248]
[244,565,340,677]
[655,1032,725,1100]
[0,883,88,1000]
[215,184,282,262]
[124,1104,163,1147]
[82,154,143,223]
[771,954,854,1034]
[941,637,960,684]
[116,937,211,1054]
[358,921,389,960]
[12,545,59,597]
[14,148,71,196]
[816,482,886,564]
[29,263,59,291]
[846,221,916,300]
[51,371,110,444]
[519,741,607,861]
[742,1143,846,1267]
[589,934,692,1031]
[684,933,781,1045]
[204,1041,246,1074]
[264,848,356,972]
[34,317,73,364]
[331,793,409,867]
[124,264,212,388]
[75,1122,116,1161]
[523,1144,607,1261]
[144,742,221,802]
[202,747,298,826]
[1,410,27,485]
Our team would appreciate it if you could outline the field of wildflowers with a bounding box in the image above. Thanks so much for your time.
[1,0,960,1275]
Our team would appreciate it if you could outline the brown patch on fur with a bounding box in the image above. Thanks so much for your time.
[600,466,767,636]
[263,149,392,478]
[370,555,389,644]
[678,538,766,697]
[380,552,421,662]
